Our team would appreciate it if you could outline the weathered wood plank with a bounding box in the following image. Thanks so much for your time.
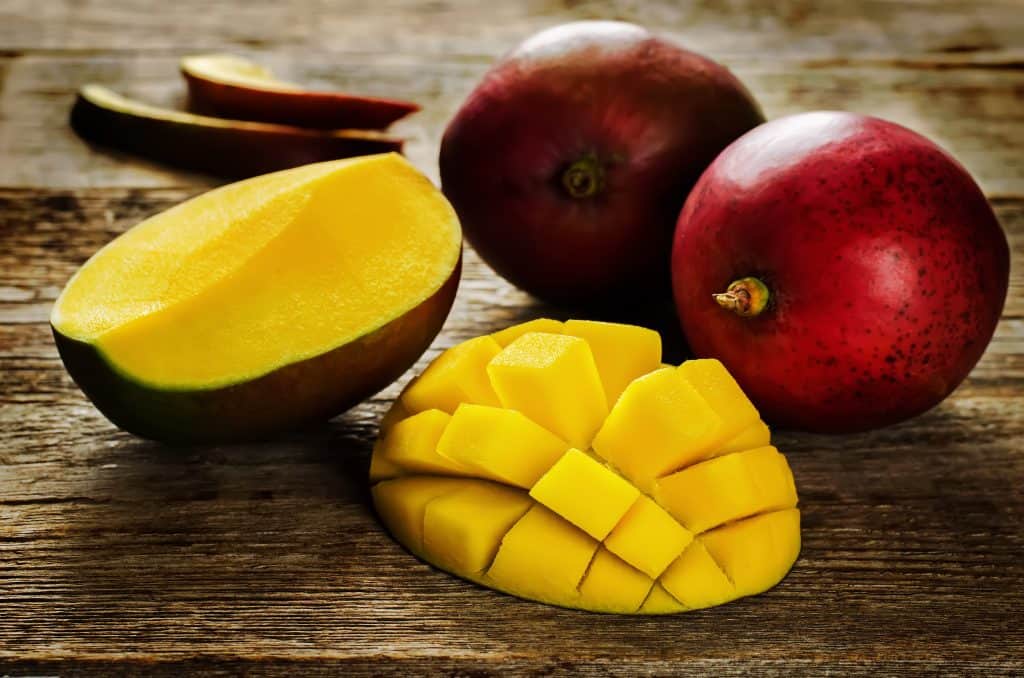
[2,53,1022,192]
[1,0,1022,61]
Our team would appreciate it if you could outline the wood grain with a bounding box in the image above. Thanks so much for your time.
[1,0,1023,675]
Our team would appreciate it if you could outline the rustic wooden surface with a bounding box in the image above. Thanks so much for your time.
[1,1,1023,675]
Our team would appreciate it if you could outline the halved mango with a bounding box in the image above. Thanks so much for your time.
[51,154,461,442]
[370,319,800,614]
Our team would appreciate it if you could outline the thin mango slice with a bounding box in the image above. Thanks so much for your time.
[371,319,801,614]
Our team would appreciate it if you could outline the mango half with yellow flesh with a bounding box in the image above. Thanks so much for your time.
[371,320,801,613]
[51,154,461,442]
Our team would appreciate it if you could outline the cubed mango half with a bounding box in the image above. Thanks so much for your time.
[370,319,800,614]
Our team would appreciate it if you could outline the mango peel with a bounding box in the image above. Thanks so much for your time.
[371,319,801,614]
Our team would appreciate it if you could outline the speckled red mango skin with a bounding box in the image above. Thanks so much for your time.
[672,111,1010,433]
[440,21,764,304]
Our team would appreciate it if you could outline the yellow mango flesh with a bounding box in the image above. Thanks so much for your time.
[486,505,598,606]
[577,548,654,614]
[436,404,569,488]
[491,318,564,347]
[529,448,640,540]
[561,319,662,407]
[53,153,461,389]
[655,446,798,533]
[487,333,608,449]
[604,495,693,578]
[401,336,502,414]
[371,320,800,614]
[422,480,533,576]
[377,409,471,477]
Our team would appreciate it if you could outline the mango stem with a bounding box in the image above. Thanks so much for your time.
[713,277,771,318]
[561,154,605,199]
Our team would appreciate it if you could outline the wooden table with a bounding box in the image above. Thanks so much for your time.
[2,1,1022,675]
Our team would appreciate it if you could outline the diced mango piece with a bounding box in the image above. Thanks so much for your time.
[379,409,472,477]
[371,476,467,554]
[487,505,598,606]
[638,583,688,614]
[604,495,693,578]
[401,336,502,414]
[577,548,654,614]
[677,359,761,448]
[487,333,608,449]
[529,448,640,540]
[369,437,403,482]
[719,419,771,456]
[658,541,735,610]
[591,367,721,490]
[436,404,569,488]
[655,446,798,533]
[702,509,801,597]
[562,320,662,408]
[379,393,411,435]
[422,480,534,576]
[491,318,564,347]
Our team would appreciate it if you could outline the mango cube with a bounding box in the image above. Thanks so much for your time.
[371,476,467,554]
[676,359,760,442]
[658,540,735,610]
[487,333,608,449]
[368,437,403,482]
[491,318,564,347]
[562,319,661,407]
[577,548,654,614]
[371,322,801,615]
[719,419,771,456]
[401,336,502,414]
[591,367,722,490]
[638,584,688,614]
[702,509,801,597]
[486,504,598,606]
[436,404,568,488]
[655,446,798,533]
[529,448,640,540]
[379,409,472,477]
[604,495,693,578]
[422,480,534,576]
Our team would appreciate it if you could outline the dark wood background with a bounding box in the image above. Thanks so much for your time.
[1,1,1022,675]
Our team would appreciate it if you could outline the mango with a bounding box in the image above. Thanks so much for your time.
[371,320,801,614]
[51,154,461,442]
